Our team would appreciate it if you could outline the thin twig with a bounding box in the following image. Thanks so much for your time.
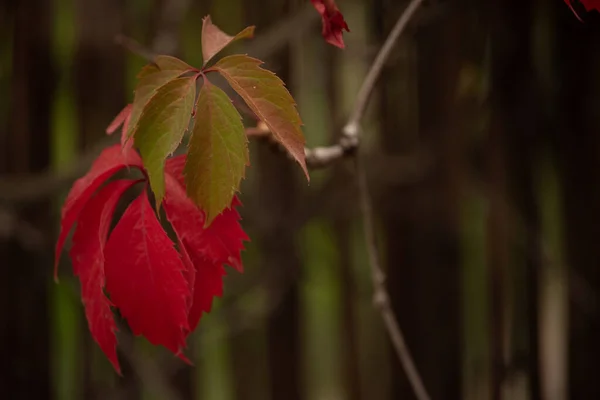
[306,0,426,168]
[344,0,431,399]
[0,134,119,203]
[343,0,425,135]
[356,158,431,400]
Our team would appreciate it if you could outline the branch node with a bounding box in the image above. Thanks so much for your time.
[373,288,389,310]
[342,122,360,140]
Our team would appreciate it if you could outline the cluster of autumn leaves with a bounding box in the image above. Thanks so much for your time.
[55,3,349,374]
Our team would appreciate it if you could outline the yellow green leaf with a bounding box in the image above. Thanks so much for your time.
[184,79,249,226]
[154,55,196,72]
[126,69,183,143]
[135,76,197,209]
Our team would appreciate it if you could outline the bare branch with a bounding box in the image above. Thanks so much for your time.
[299,0,427,169]
[0,135,118,203]
[355,158,431,400]
[344,0,425,134]
[342,0,431,399]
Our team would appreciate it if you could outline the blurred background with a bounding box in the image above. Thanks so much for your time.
[2,0,600,399]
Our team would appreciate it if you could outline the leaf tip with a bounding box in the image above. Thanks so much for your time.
[301,163,310,182]
[177,350,193,366]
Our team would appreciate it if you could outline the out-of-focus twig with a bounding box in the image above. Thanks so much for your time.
[0,134,119,203]
[0,206,46,251]
[116,325,183,400]
[341,0,432,400]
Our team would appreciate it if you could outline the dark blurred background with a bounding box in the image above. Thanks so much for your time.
[1,0,600,399]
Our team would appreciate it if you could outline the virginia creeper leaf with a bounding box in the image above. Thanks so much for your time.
[154,55,195,72]
[201,16,255,65]
[55,145,143,278]
[186,251,225,331]
[135,76,197,209]
[163,170,243,330]
[565,0,600,19]
[311,0,350,49]
[138,63,160,79]
[106,104,133,150]
[165,157,248,271]
[168,192,225,331]
[213,55,308,179]
[166,154,186,187]
[185,78,249,226]
[104,190,191,356]
[178,238,196,313]
[125,69,184,144]
[69,179,140,374]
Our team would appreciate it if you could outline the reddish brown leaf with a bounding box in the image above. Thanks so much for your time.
[106,104,133,150]
[106,104,132,135]
[201,16,255,65]
[55,145,143,279]
[213,55,308,179]
[104,190,191,356]
[311,0,350,49]
[69,179,140,374]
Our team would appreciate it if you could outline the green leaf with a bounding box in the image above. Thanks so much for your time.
[126,69,183,143]
[213,54,308,179]
[154,55,196,72]
[184,78,249,226]
[135,76,197,209]
[201,16,255,65]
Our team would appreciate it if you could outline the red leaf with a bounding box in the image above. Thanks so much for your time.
[164,156,248,270]
[55,145,143,279]
[166,155,186,186]
[69,179,140,374]
[186,251,226,331]
[566,0,600,19]
[311,0,350,49]
[165,175,223,330]
[104,190,191,356]
[178,239,196,312]
[163,158,248,329]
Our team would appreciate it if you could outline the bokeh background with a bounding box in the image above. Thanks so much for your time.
[2,0,600,399]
